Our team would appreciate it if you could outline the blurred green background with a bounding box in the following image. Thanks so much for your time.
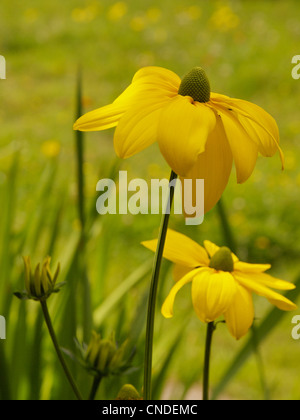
[1,0,300,400]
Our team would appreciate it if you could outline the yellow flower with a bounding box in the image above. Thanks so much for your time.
[74,66,284,213]
[142,229,296,339]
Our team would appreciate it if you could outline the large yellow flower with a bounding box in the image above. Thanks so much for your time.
[142,229,296,339]
[74,66,284,213]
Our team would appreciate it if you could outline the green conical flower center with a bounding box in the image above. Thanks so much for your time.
[178,67,211,103]
[209,247,234,272]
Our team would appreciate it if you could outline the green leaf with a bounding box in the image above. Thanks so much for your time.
[93,260,152,328]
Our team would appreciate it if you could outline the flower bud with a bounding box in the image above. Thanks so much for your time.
[15,256,62,301]
[85,331,129,378]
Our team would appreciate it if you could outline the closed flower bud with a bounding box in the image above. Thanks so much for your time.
[15,256,63,301]
[85,331,130,378]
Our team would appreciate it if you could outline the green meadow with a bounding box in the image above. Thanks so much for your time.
[0,0,300,400]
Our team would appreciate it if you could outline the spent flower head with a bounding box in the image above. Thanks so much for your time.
[15,256,63,301]
[142,229,297,339]
[74,66,284,214]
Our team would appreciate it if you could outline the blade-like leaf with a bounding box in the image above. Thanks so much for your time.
[212,274,300,400]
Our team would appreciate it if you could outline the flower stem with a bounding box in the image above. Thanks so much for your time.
[203,322,215,401]
[144,170,178,400]
[40,300,83,400]
[89,375,102,400]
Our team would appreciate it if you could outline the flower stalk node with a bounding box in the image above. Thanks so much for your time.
[178,67,211,103]
[209,246,234,272]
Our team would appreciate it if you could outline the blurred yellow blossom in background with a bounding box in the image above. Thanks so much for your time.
[71,3,100,23]
[210,3,240,32]
[41,140,61,158]
[107,2,128,22]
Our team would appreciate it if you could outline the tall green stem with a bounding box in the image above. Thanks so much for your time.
[40,300,83,400]
[144,170,178,400]
[75,67,85,232]
[203,322,215,401]
[75,67,92,342]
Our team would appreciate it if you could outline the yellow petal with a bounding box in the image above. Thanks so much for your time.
[234,272,297,311]
[73,102,127,132]
[180,116,233,214]
[211,93,284,169]
[74,66,179,132]
[234,261,271,273]
[158,97,216,177]
[132,66,181,93]
[228,98,283,163]
[173,264,193,283]
[210,101,259,184]
[113,97,169,158]
[236,271,296,291]
[141,228,210,268]
[203,240,220,257]
[161,268,201,318]
[224,284,254,340]
[191,269,237,323]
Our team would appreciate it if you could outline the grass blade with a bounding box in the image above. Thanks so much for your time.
[212,274,300,400]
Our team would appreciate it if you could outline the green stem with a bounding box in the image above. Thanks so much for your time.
[75,66,85,232]
[144,170,178,400]
[75,67,93,342]
[203,322,215,401]
[40,300,83,400]
[89,375,102,400]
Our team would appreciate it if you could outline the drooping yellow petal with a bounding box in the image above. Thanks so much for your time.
[224,284,254,340]
[161,268,201,318]
[142,228,210,268]
[191,269,237,323]
[113,97,170,158]
[234,272,297,311]
[180,116,233,214]
[73,102,128,131]
[209,100,259,184]
[211,93,284,169]
[237,271,296,291]
[158,97,216,177]
[132,66,181,93]
[173,264,193,283]
[74,66,179,132]
[234,261,271,273]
